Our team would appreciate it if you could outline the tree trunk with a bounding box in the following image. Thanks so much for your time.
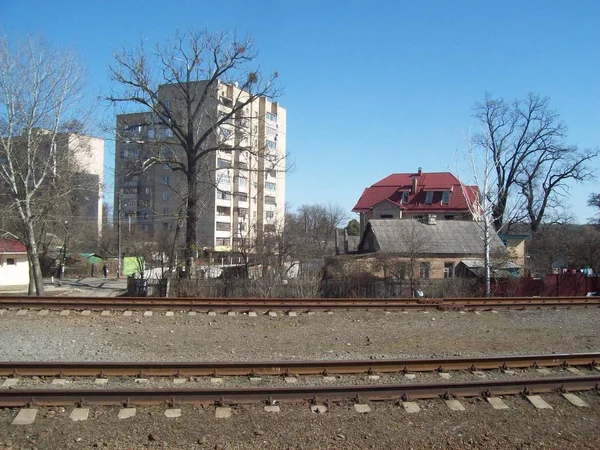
[24,221,45,296]
[184,172,198,278]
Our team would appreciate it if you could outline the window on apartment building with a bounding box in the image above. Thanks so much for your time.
[220,127,233,140]
[444,262,454,278]
[216,222,231,231]
[419,262,430,279]
[164,163,169,170]
[218,171,231,185]
[402,192,409,204]
[265,181,276,191]
[217,206,230,216]
[237,177,248,190]
[266,125,277,137]
[147,128,155,139]
[425,191,434,205]
[236,193,248,202]
[144,187,151,195]
[164,128,173,138]
[217,158,231,169]
[220,96,233,108]
[163,207,170,215]
[217,191,231,201]
[163,176,169,186]
[238,161,248,170]
[380,214,393,219]
[266,211,274,220]
[143,213,149,220]
[264,195,276,205]
[266,112,277,122]
[441,191,450,205]
[265,140,276,150]
[6,258,15,265]
[216,237,230,246]
[238,222,246,233]
[237,207,247,217]
[161,146,173,159]
[268,169,277,178]
[162,191,168,201]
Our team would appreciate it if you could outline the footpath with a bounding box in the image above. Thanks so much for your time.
[0,277,128,297]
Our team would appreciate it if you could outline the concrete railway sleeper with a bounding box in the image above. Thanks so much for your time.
[0,375,598,407]
[1,353,599,377]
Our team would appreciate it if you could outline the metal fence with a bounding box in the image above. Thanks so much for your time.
[126,274,598,298]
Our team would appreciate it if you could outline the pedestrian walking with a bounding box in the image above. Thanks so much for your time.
[102,264,108,279]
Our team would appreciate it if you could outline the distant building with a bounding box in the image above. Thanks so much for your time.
[353,168,480,235]
[114,80,286,252]
[0,130,104,237]
[0,234,29,288]
[357,218,515,279]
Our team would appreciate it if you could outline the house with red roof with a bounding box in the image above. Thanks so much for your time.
[352,168,480,235]
[0,234,29,288]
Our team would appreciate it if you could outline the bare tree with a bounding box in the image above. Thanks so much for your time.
[288,203,347,259]
[0,34,86,295]
[528,223,600,275]
[459,130,498,297]
[589,193,600,225]
[106,29,281,276]
[473,93,598,232]
[396,219,431,297]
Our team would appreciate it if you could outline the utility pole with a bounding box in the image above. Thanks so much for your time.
[117,190,122,279]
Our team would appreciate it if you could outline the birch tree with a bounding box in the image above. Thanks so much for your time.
[106,29,281,276]
[0,35,86,295]
[460,131,499,297]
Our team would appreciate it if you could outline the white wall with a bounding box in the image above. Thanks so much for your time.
[0,254,29,287]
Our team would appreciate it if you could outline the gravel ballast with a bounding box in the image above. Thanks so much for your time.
[1,309,599,362]
[1,308,599,448]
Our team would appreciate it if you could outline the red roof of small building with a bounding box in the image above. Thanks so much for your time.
[353,170,479,213]
[0,236,27,253]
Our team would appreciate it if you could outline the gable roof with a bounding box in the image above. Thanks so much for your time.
[359,219,506,255]
[0,235,27,253]
[353,170,479,214]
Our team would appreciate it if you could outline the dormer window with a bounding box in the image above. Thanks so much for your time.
[441,191,450,205]
[425,191,433,205]
[402,192,409,204]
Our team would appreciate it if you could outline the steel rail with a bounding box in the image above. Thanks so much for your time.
[0,375,598,407]
[0,295,598,311]
[1,353,598,377]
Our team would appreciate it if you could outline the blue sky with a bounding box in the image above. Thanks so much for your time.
[2,0,599,223]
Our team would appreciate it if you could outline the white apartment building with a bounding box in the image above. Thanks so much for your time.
[64,133,104,236]
[114,80,286,252]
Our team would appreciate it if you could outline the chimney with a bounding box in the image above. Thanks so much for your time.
[411,167,422,193]
[427,214,437,225]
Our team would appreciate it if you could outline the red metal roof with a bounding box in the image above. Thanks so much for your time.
[0,236,27,253]
[353,171,479,213]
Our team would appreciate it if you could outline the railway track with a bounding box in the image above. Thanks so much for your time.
[1,295,599,311]
[1,375,598,407]
[1,352,599,377]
